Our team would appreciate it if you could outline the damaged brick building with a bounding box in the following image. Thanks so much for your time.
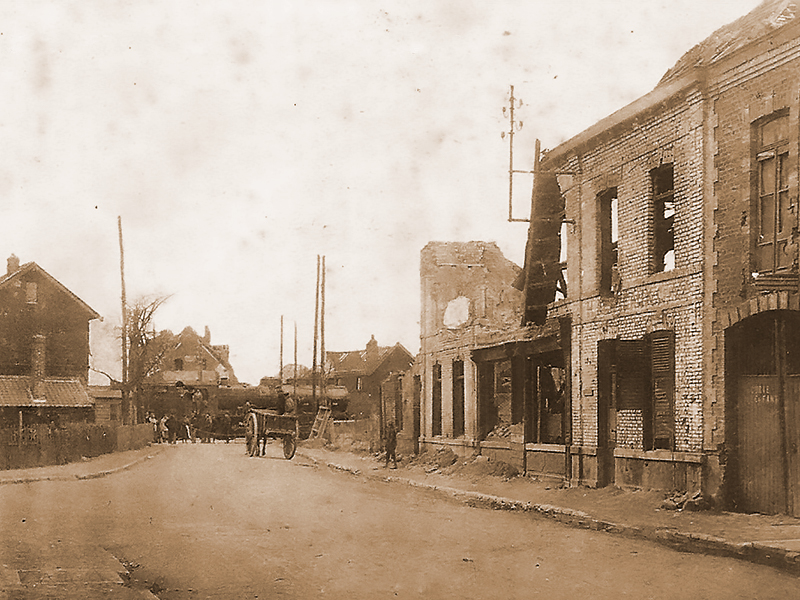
[419,241,570,481]
[419,0,800,515]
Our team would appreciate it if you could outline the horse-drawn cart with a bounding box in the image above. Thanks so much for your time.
[244,408,298,459]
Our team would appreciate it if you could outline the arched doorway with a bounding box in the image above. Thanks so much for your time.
[727,310,800,515]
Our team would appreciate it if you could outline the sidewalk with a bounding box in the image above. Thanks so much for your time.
[0,444,164,485]
[298,445,800,576]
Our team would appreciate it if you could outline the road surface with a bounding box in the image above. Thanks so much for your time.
[1,442,798,599]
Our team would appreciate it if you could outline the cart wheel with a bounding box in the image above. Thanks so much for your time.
[245,413,258,457]
[283,435,296,460]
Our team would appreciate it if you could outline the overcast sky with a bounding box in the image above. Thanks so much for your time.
[0,0,763,385]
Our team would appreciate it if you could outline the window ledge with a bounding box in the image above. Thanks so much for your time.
[525,443,566,453]
[751,272,798,292]
[569,445,597,456]
[420,436,478,448]
[479,439,512,450]
[613,448,702,463]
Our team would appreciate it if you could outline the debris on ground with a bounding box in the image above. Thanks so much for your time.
[408,448,519,481]
[660,490,712,512]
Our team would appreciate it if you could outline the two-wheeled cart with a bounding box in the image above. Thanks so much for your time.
[244,408,298,459]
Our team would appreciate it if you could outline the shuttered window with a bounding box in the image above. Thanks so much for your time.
[650,331,675,450]
[601,331,675,451]
[615,340,649,411]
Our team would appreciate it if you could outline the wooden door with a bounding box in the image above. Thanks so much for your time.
[736,375,786,514]
[732,312,800,516]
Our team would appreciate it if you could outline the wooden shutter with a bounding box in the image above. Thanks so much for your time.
[615,340,649,412]
[650,331,675,450]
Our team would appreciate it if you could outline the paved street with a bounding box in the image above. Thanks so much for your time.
[2,443,799,599]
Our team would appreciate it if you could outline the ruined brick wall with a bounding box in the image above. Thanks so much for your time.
[419,242,525,441]
[707,26,800,450]
[549,84,706,454]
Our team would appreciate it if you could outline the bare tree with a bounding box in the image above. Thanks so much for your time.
[124,295,172,424]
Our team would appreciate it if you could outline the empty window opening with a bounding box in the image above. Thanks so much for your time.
[599,188,619,294]
[452,360,465,438]
[651,164,675,273]
[480,359,519,439]
[529,364,566,445]
[432,363,442,436]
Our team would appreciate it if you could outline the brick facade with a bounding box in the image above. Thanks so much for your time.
[537,3,800,509]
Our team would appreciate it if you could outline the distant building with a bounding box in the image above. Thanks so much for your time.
[89,386,123,425]
[141,325,239,417]
[327,337,414,421]
[0,255,100,427]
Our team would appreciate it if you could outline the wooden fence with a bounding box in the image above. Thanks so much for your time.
[0,423,152,471]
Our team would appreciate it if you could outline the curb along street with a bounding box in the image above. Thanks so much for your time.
[0,445,166,486]
[298,450,800,577]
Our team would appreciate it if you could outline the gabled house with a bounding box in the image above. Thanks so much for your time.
[0,254,100,427]
[149,326,238,388]
[142,326,239,417]
[327,336,414,421]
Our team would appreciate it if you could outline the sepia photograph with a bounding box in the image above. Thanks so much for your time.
[2,0,800,597]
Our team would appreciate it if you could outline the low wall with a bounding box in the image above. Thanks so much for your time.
[0,423,153,471]
[325,419,380,452]
[614,449,702,493]
[116,423,153,452]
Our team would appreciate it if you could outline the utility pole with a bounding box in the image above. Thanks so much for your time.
[118,216,129,424]
[502,84,533,223]
[320,255,326,406]
[279,315,284,384]
[312,255,320,409]
[293,321,298,402]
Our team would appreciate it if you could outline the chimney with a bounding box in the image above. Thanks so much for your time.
[7,254,19,275]
[31,334,46,400]
[366,335,378,358]
[203,326,211,344]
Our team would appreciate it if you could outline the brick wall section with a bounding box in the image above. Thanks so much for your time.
[708,33,800,451]
[550,84,706,456]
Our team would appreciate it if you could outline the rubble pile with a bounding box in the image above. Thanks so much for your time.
[409,448,519,481]
[660,490,712,512]
[485,423,523,439]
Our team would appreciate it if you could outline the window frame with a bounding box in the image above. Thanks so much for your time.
[651,164,675,273]
[753,110,793,275]
[598,187,619,295]
[599,331,675,452]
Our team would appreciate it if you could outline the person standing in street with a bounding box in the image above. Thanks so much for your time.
[384,422,397,469]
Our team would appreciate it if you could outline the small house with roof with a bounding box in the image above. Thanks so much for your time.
[0,254,100,427]
[327,336,414,421]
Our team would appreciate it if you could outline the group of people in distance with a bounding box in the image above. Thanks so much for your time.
[145,411,234,444]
